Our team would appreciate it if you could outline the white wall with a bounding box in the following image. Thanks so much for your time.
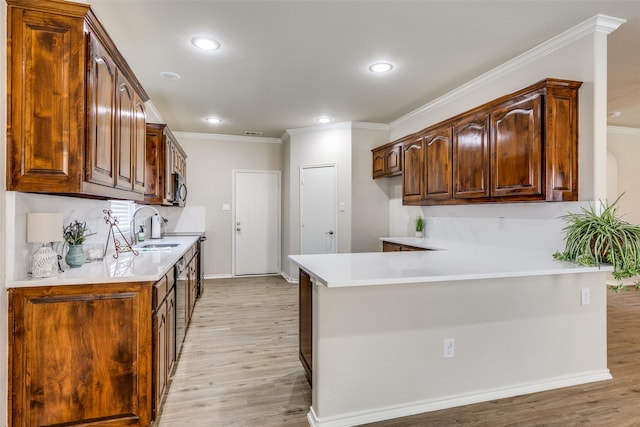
[386,16,620,252]
[607,126,640,223]
[282,124,352,279]
[173,132,282,278]
[351,125,391,252]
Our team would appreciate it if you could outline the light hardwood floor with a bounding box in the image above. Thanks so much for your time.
[157,276,640,427]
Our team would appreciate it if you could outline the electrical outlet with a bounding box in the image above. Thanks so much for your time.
[498,216,506,229]
[444,338,455,359]
[581,288,591,305]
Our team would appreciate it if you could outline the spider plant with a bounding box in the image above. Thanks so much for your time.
[553,194,640,292]
[416,216,425,233]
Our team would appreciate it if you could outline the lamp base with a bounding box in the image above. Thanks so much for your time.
[31,246,58,278]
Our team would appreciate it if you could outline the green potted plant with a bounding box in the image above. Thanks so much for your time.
[415,216,425,238]
[63,220,96,268]
[553,194,640,291]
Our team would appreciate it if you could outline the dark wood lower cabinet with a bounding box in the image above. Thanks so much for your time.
[382,241,428,252]
[9,268,181,427]
[9,282,153,427]
[152,269,176,420]
[299,269,313,386]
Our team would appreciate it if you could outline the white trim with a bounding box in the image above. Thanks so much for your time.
[391,14,626,128]
[173,131,282,144]
[203,274,233,280]
[608,126,640,136]
[144,100,166,124]
[307,370,612,427]
[285,121,388,137]
[280,271,298,283]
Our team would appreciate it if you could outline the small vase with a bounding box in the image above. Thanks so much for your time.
[415,231,424,238]
[65,244,85,268]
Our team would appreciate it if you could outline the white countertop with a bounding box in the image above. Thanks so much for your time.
[7,235,200,288]
[288,237,612,288]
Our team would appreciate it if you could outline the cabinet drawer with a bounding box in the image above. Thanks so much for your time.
[153,275,168,309]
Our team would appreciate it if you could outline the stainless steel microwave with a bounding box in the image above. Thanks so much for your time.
[172,173,187,205]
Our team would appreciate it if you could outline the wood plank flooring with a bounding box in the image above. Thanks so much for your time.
[157,276,640,427]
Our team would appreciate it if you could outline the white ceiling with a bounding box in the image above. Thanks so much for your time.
[88,0,640,138]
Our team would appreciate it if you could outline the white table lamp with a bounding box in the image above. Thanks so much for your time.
[27,213,63,278]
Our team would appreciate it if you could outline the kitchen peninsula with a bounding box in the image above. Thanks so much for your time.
[7,235,200,427]
[290,238,612,427]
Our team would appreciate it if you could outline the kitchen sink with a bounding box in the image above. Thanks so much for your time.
[135,243,180,251]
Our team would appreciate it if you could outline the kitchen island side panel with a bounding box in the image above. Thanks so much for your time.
[310,272,609,425]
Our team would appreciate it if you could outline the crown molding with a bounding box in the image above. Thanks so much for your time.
[608,125,640,136]
[391,14,626,128]
[284,121,388,137]
[173,131,282,144]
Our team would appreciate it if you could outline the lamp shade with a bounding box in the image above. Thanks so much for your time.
[27,213,63,244]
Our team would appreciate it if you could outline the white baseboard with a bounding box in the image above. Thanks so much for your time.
[306,370,612,426]
[281,271,298,283]
[203,274,232,280]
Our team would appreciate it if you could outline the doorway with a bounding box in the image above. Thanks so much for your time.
[300,164,337,254]
[233,170,281,276]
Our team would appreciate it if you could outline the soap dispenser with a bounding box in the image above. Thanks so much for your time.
[138,226,145,242]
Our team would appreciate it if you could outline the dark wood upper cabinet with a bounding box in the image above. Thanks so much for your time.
[115,75,135,191]
[402,136,425,203]
[6,0,149,201]
[6,5,85,193]
[85,32,116,188]
[544,83,581,201]
[375,78,582,205]
[491,91,543,198]
[424,126,453,201]
[453,113,490,200]
[372,142,402,178]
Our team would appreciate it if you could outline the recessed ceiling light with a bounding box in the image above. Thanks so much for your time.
[191,36,221,51]
[608,111,622,118]
[160,71,181,80]
[316,116,333,124]
[369,62,394,73]
[204,116,222,124]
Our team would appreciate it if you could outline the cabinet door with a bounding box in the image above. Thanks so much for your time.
[299,269,313,386]
[165,137,175,202]
[115,73,135,190]
[385,144,402,176]
[153,298,167,419]
[166,286,176,373]
[85,32,116,188]
[453,113,490,199]
[382,241,402,252]
[402,137,425,204]
[9,283,152,427]
[7,7,84,192]
[372,148,386,178]
[545,83,580,201]
[145,124,165,203]
[491,93,543,198]
[187,255,198,318]
[424,126,453,200]
[133,95,147,193]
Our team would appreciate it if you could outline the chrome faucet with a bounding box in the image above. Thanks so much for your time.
[130,206,164,244]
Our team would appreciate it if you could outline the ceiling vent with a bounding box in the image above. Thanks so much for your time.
[245,131,263,137]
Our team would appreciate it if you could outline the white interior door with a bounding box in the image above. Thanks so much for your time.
[234,171,280,275]
[300,164,337,254]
